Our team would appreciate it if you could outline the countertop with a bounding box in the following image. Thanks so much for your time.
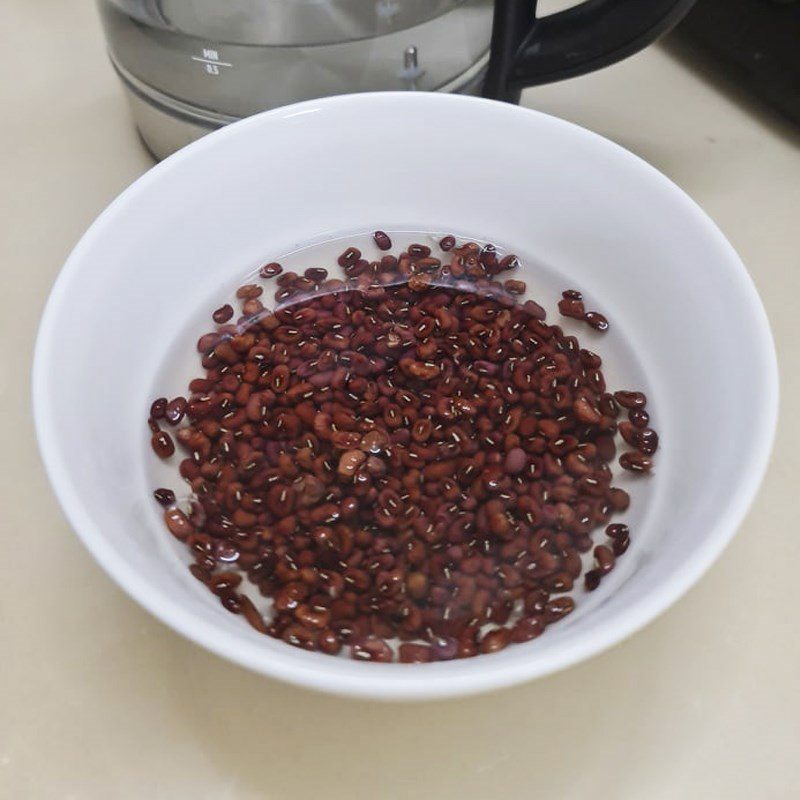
[2,2,799,798]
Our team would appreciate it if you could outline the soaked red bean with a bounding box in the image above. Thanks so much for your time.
[594,544,615,574]
[498,254,520,272]
[318,629,342,655]
[584,569,602,591]
[236,284,262,300]
[618,421,638,447]
[504,279,526,295]
[544,597,575,623]
[165,397,187,425]
[480,628,511,654]
[212,304,234,323]
[220,593,242,614]
[304,267,328,283]
[511,616,544,643]
[634,428,659,455]
[373,231,392,251]
[164,508,193,540]
[608,488,630,512]
[150,237,656,662]
[150,397,167,419]
[337,247,361,267]
[584,311,609,331]
[153,487,175,506]
[398,643,433,663]
[605,523,629,540]
[504,447,527,475]
[408,243,431,258]
[629,408,650,429]
[612,534,630,556]
[260,262,283,279]
[189,564,212,584]
[614,390,647,409]
[352,637,393,662]
[151,430,175,459]
[619,451,653,473]
[239,595,268,633]
[558,297,585,319]
[430,635,458,661]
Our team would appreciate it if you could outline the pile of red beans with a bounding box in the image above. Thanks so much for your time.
[147,233,658,663]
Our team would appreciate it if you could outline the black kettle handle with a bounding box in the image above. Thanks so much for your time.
[483,0,697,102]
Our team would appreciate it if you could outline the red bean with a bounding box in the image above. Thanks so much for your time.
[504,447,527,474]
[318,629,342,655]
[619,451,653,473]
[373,231,392,251]
[594,544,615,574]
[607,488,630,511]
[479,628,511,654]
[150,397,167,419]
[612,534,630,556]
[189,564,212,584]
[406,571,428,600]
[165,397,187,425]
[544,597,575,623]
[295,604,331,630]
[634,428,659,455]
[619,421,638,446]
[212,304,234,323]
[239,595,268,633]
[399,643,432,663]
[164,508,193,540]
[337,450,366,478]
[614,390,647,409]
[351,637,393,662]
[511,616,545,642]
[584,311,609,331]
[210,572,242,596]
[606,523,629,540]
[337,247,361,267]
[153,487,175,506]
[236,284,263,300]
[151,430,175,458]
[498,254,520,272]
[558,298,585,319]
[598,394,619,417]
[260,262,283,279]
[429,635,458,660]
[573,396,602,425]
[220,593,242,614]
[408,243,431,258]
[584,569,602,591]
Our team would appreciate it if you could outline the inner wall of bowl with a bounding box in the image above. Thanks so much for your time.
[38,95,771,689]
[145,227,658,631]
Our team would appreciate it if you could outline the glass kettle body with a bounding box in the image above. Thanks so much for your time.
[99,0,696,159]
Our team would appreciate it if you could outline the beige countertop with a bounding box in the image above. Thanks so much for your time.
[2,2,799,798]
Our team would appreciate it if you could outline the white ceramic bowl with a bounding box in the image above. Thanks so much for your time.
[33,93,777,700]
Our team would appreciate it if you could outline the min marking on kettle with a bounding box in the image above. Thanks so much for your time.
[191,48,233,76]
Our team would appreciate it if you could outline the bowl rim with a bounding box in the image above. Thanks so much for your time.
[32,92,779,700]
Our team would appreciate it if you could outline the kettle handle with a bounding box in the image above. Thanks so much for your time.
[483,0,697,102]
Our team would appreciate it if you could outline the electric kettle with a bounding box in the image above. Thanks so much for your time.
[98,0,696,159]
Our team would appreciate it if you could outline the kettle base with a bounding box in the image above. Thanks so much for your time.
[112,55,489,161]
[124,89,216,161]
